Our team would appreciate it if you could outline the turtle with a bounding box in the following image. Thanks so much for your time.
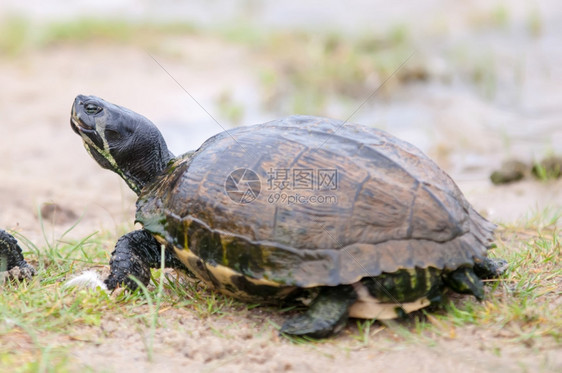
[0,229,36,281]
[70,94,506,338]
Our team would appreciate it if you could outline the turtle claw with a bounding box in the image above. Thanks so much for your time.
[3,263,36,282]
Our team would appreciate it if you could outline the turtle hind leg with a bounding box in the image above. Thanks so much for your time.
[443,267,484,301]
[443,258,508,301]
[473,257,508,279]
[105,229,189,290]
[280,285,358,339]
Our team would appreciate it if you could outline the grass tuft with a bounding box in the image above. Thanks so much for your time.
[432,222,561,345]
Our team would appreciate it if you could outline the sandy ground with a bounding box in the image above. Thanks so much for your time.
[67,311,562,373]
[1,3,562,371]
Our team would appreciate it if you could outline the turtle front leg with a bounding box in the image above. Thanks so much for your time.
[0,229,36,281]
[280,285,358,338]
[105,229,188,290]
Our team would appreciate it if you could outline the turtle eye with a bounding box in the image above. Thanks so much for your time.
[84,103,102,115]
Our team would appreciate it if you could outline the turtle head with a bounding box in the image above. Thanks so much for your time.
[71,94,174,195]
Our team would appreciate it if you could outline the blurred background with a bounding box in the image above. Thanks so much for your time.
[0,0,561,241]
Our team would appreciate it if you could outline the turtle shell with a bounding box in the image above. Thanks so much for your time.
[136,115,494,289]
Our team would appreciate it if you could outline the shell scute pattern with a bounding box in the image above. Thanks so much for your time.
[137,116,494,289]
